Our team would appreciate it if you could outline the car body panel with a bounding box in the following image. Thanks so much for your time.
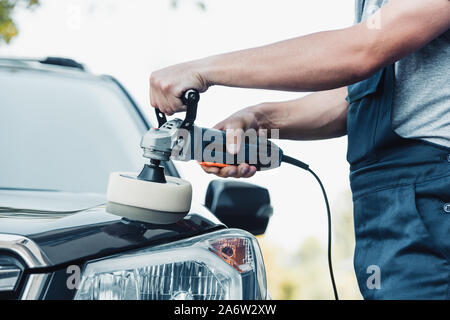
[0,191,224,269]
[0,58,224,272]
[0,58,270,301]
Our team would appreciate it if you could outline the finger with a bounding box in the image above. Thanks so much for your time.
[217,166,238,178]
[159,91,174,115]
[258,128,267,138]
[201,165,220,175]
[243,166,257,178]
[213,119,227,131]
[214,116,243,131]
[150,76,166,112]
[225,127,243,155]
[149,77,156,108]
[152,90,168,114]
[168,95,186,114]
[156,94,174,115]
[150,85,158,109]
[234,163,250,178]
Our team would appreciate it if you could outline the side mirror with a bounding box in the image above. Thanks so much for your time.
[205,180,273,236]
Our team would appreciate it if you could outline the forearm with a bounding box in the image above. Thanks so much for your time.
[201,29,368,92]
[200,0,450,93]
[253,87,349,140]
[149,0,449,116]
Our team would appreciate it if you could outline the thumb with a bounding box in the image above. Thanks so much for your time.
[225,127,244,155]
[213,117,246,155]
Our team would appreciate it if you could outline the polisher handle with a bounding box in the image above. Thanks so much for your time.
[154,89,200,129]
[155,108,167,128]
[191,127,284,171]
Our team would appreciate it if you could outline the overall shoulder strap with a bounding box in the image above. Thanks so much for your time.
[356,0,366,23]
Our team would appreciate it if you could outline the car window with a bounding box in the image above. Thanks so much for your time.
[0,67,147,193]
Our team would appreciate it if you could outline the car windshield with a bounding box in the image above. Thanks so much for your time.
[0,65,148,193]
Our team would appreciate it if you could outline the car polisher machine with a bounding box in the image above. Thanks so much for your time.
[106,89,339,299]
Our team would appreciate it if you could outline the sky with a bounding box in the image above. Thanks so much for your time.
[1,0,356,252]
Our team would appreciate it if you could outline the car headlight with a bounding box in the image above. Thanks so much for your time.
[0,255,23,293]
[74,229,267,300]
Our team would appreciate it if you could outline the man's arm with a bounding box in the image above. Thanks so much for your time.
[203,0,450,91]
[150,0,450,114]
[253,87,349,140]
[204,87,349,178]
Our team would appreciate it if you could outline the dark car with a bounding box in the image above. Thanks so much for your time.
[0,57,272,300]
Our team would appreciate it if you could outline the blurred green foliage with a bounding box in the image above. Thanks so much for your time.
[0,0,39,44]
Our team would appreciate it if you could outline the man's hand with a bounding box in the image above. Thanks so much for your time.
[200,107,261,178]
[149,61,209,115]
[200,87,349,178]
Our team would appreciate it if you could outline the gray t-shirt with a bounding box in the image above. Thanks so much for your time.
[355,0,450,148]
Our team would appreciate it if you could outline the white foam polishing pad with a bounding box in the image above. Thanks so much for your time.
[106,172,192,224]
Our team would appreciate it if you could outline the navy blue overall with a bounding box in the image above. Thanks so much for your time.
[346,12,450,298]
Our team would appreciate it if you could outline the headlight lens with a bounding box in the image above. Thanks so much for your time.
[74,229,266,300]
[0,255,23,292]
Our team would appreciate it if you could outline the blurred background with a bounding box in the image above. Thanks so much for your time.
[0,0,362,299]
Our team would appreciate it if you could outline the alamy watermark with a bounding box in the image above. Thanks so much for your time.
[66,264,81,290]
[366,265,381,290]
[172,128,280,169]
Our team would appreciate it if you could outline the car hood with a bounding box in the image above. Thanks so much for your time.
[0,190,224,269]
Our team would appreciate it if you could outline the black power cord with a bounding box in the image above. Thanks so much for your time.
[282,155,339,300]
